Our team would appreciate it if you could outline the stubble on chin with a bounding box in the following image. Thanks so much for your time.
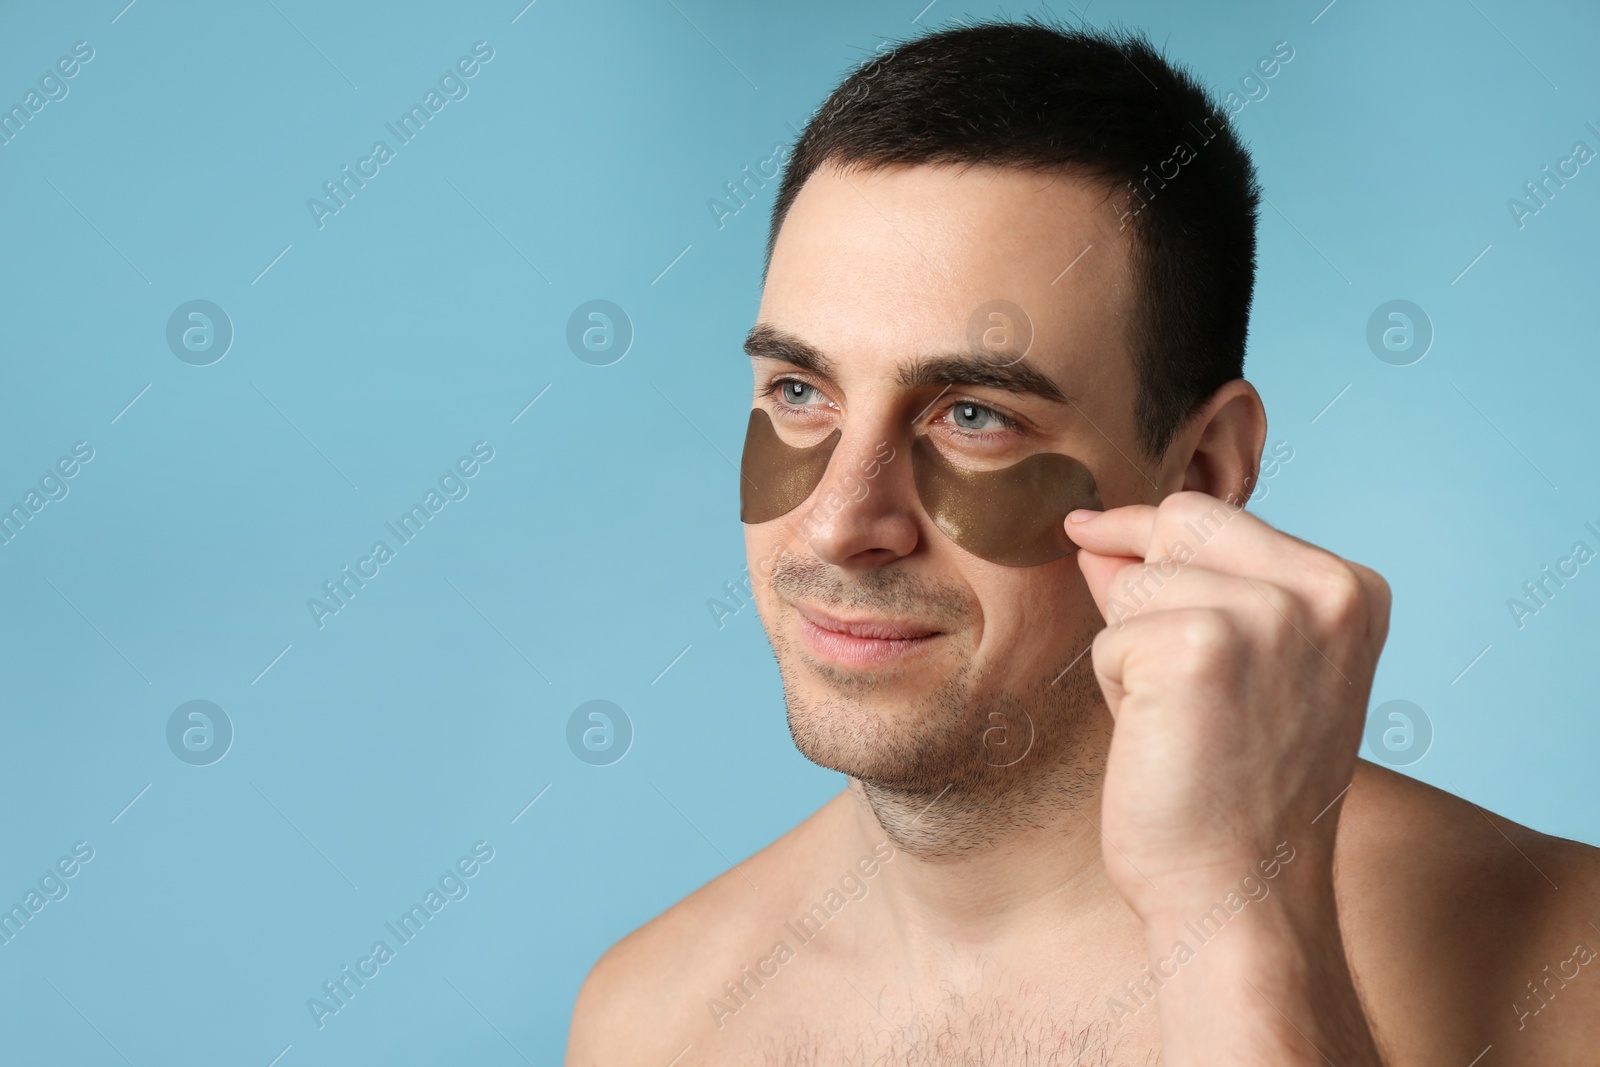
[775,618,1108,857]
[762,549,1108,855]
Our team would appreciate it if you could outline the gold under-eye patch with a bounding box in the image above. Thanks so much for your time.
[909,434,1101,567]
[739,408,841,524]
[738,407,1102,567]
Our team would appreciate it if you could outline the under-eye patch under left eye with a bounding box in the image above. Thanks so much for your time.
[910,435,1102,567]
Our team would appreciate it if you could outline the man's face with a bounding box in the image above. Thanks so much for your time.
[747,162,1155,799]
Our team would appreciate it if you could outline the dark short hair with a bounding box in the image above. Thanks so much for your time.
[765,16,1261,458]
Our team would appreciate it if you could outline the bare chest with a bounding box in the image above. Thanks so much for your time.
[681,969,1163,1067]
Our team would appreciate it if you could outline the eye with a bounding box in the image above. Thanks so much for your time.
[945,400,1014,434]
[771,377,827,408]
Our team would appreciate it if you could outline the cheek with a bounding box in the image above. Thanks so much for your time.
[969,560,1097,669]
[745,527,784,621]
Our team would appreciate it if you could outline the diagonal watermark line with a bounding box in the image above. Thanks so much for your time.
[511,783,551,824]
[1310,782,1351,824]
[652,644,692,685]
[111,0,139,23]
[662,0,758,89]
[265,1044,292,1067]
[1311,383,1351,425]
[444,177,550,282]
[1462,0,1559,89]
[252,643,293,685]
[911,0,939,22]
[1451,643,1492,685]
[44,978,136,1066]
[909,783,953,826]
[265,0,358,89]
[1310,0,1340,24]
[649,780,759,889]
[511,0,539,23]
[511,384,552,424]
[111,783,152,824]
[253,782,360,889]
[41,572,150,683]
[1051,642,1094,685]
[1051,242,1094,285]
[445,977,537,1065]
[1449,381,1557,489]
[44,177,151,283]
[842,976,893,1023]
[652,243,692,285]
[1463,795,1559,891]
[1451,243,1492,285]
[252,243,293,285]
[251,382,360,490]
[1066,397,1158,490]
[1465,1044,1493,1067]
[1263,195,1350,284]
[911,384,955,428]
[445,578,551,683]
[112,383,152,424]
[664,1044,694,1067]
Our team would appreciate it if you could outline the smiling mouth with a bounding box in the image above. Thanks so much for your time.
[792,602,945,667]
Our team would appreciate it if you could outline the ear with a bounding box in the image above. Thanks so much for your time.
[1165,379,1267,505]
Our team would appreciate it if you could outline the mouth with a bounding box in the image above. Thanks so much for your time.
[791,601,944,667]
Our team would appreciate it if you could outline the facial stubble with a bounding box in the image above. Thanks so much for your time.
[766,551,1108,858]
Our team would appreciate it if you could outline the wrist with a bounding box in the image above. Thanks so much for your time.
[1132,836,1323,931]
[1135,851,1379,1067]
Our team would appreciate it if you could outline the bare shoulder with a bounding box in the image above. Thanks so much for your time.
[564,789,853,1066]
[1335,760,1600,1065]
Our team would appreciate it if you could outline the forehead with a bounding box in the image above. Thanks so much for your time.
[758,162,1136,391]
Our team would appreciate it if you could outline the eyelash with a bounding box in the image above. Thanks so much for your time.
[765,376,1020,436]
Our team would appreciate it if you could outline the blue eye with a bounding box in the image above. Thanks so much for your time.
[949,401,1007,432]
[774,379,824,406]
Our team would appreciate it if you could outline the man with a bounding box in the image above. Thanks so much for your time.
[567,19,1600,1065]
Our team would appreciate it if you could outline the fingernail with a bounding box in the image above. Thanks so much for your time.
[1066,509,1101,524]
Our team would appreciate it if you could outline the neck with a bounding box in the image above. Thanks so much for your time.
[843,712,1121,947]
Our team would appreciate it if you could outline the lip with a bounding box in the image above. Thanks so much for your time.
[792,602,943,667]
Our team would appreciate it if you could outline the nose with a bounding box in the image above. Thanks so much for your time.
[796,427,921,568]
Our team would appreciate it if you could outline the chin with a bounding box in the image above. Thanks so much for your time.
[774,625,1108,802]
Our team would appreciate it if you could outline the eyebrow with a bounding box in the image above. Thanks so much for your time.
[743,322,1072,405]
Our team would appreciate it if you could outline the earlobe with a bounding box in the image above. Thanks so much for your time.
[1175,380,1268,504]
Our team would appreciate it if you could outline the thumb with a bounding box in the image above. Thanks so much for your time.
[1077,548,1142,622]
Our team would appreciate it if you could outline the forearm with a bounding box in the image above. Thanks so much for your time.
[1141,859,1384,1067]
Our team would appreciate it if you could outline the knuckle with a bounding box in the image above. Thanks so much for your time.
[1169,609,1235,663]
[1157,490,1208,524]
[1348,560,1393,638]
[1158,490,1237,548]
[1317,561,1365,619]
[1351,561,1392,610]
[1253,580,1300,628]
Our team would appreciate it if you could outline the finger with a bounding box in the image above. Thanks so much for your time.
[1066,504,1158,561]
[1077,548,1145,621]
[1089,607,1230,716]
[1100,560,1298,636]
[1076,491,1323,589]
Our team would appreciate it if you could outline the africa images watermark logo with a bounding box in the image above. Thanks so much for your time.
[307,42,496,230]
[305,841,495,1030]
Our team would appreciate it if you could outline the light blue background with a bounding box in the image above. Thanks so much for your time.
[1,0,1596,1063]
